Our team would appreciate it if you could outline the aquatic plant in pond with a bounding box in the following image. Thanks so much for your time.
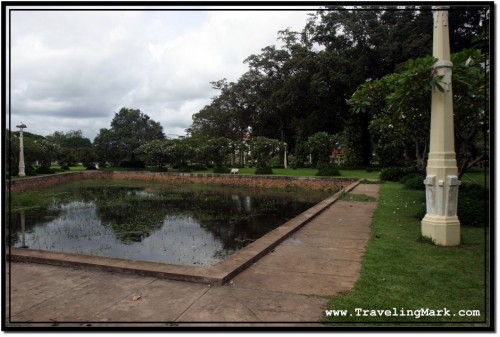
[8,180,330,266]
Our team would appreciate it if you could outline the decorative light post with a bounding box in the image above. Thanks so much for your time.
[16,122,27,177]
[421,7,461,246]
[283,142,288,169]
[20,210,29,249]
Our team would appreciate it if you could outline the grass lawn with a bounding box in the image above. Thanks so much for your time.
[191,167,381,179]
[325,182,489,327]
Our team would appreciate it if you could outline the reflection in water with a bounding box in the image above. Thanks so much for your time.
[7,182,327,266]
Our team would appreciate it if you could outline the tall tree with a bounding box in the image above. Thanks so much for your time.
[94,108,165,166]
[46,130,94,167]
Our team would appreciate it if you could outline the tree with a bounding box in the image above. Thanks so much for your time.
[249,136,281,174]
[134,140,171,167]
[94,108,165,166]
[185,6,489,168]
[188,79,252,141]
[304,132,339,168]
[46,130,94,167]
[348,49,489,177]
[199,137,232,168]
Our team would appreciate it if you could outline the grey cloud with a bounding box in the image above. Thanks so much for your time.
[8,9,316,139]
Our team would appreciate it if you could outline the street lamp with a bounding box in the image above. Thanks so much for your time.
[16,122,27,177]
[421,7,461,246]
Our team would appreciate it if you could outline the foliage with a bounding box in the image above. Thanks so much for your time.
[94,108,165,166]
[316,165,341,177]
[199,137,232,168]
[403,175,426,190]
[349,49,489,176]
[186,7,488,173]
[35,166,55,174]
[46,130,95,167]
[457,183,489,227]
[254,166,274,175]
[306,132,337,167]
[249,136,281,171]
[134,139,171,167]
[119,159,145,169]
[379,167,415,182]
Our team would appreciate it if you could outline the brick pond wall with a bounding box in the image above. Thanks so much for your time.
[8,171,357,194]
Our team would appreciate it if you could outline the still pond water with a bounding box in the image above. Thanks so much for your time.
[8,180,330,266]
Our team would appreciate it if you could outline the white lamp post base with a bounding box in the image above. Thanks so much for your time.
[422,215,460,246]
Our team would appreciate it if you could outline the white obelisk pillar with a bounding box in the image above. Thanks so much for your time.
[17,123,27,177]
[421,7,461,246]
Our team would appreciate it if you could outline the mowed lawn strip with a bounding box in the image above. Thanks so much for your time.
[325,182,488,326]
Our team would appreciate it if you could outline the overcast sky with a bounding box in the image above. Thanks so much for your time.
[7,6,320,140]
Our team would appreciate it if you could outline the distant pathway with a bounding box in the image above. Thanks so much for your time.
[7,183,380,327]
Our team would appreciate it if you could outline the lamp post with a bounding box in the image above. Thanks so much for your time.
[20,210,28,249]
[16,122,27,177]
[421,7,461,246]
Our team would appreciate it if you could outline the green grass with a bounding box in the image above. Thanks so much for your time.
[325,182,489,327]
[462,172,489,188]
[191,167,381,179]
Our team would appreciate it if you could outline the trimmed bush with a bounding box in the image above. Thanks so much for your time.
[189,164,207,171]
[400,173,425,190]
[147,166,168,172]
[255,166,273,175]
[177,166,192,173]
[35,166,55,174]
[119,160,145,169]
[458,184,489,227]
[379,167,415,182]
[316,166,341,177]
[414,183,489,227]
[404,175,425,190]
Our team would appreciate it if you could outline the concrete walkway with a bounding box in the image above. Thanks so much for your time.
[6,183,380,328]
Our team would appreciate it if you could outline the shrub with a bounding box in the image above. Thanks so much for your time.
[414,183,489,227]
[255,166,273,175]
[60,165,70,170]
[213,167,231,174]
[147,166,168,172]
[26,165,37,176]
[83,162,97,170]
[458,184,489,227]
[400,173,425,190]
[379,167,415,182]
[177,166,192,173]
[35,166,55,174]
[189,164,207,171]
[404,175,425,190]
[316,166,341,177]
[119,160,145,169]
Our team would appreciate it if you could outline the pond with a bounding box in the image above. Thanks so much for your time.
[7,180,331,266]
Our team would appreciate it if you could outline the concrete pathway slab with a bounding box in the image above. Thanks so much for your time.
[8,263,97,317]
[178,285,328,322]
[273,243,366,261]
[231,267,357,296]
[10,269,157,323]
[254,253,361,277]
[92,279,210,322]
[176,286,262,322]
